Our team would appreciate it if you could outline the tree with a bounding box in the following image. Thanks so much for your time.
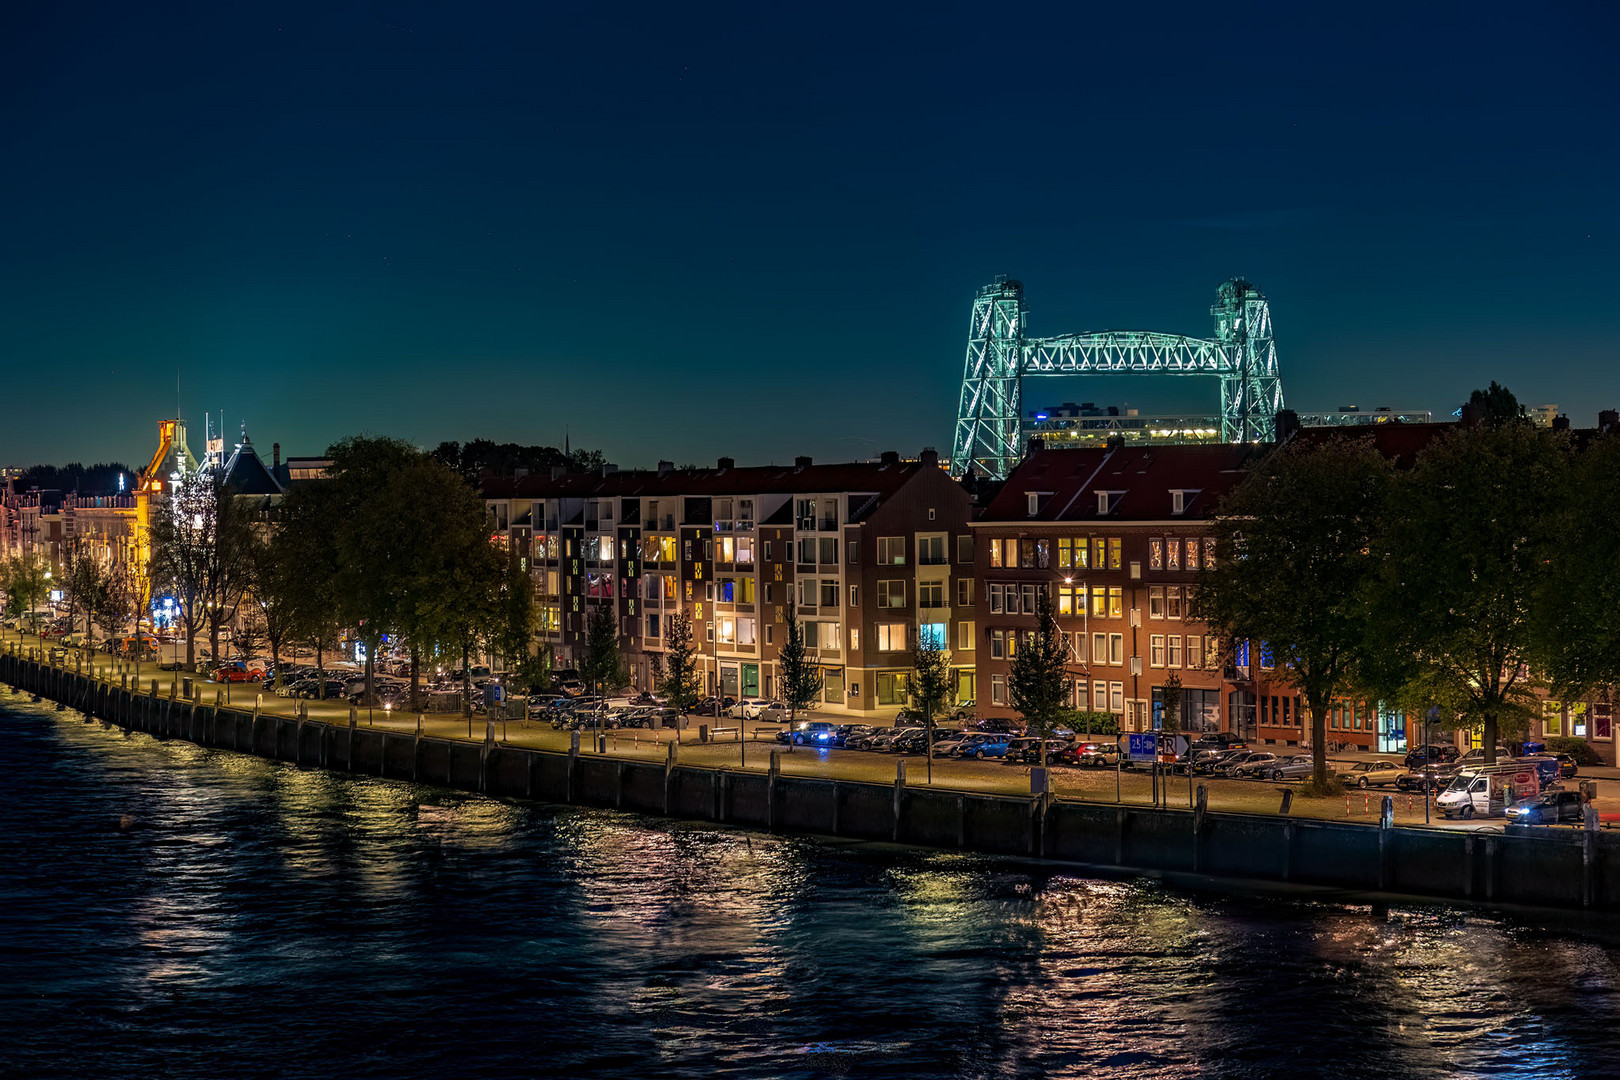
[1368,418,1568,766]
[146,472,215,669]
[657,610,703,713]
[1160,672,1184,736]
[909,630,952,779]
[246,528,298,688]
[1194,437,1392,786]
[1466,381,1526,426]
[579,601,628,730]
[1009,585,1072,741]
[63,540,110,652]
[268,477,344,683]
[1538,435,1620,699]
[778,606,822,730]
[201,487,260,673]
[0,552,52,636]
[490,544,536,674]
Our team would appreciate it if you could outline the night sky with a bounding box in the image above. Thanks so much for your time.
[4,1,1616,470]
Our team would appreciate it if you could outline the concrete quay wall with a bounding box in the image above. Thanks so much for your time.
[6,652,1617,914]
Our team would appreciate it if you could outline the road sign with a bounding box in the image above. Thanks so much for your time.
[1118,732,1158,762]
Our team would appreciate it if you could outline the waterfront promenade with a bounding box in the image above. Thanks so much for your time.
[8,632,1614,830]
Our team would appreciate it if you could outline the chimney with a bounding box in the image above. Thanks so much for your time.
[879,450,900,466]
[794,455,812,470]
[1104,434,1124,451]
[1552,414,1571,431]
[1600,410,1618,433]
[1274,408,1300,444]
[272,443,281,470]
[919,447,939,467]
[601,463,618,476]
[658,460,674,475]
[717,456,735,471]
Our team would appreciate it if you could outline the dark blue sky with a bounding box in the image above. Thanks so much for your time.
[4,1,1616,468]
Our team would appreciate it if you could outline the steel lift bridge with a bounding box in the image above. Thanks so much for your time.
[951,277,1285,479]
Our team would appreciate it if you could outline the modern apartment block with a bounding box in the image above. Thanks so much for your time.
[482,450,974,718]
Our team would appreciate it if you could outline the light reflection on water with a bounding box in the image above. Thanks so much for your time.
[3,693,1620,1079]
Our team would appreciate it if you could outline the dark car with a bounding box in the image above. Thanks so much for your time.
[846,726,893,751]
[1506,790,1588,825]
[1555,753,1579,779]
[1191,748,1249,775]
[1404,744,1460,769]
[1191,732,1248,752]
[688,696,738,716]
[891,727,960,754]
[831,724,876,748]
[970,716,1022,735]
[1396,764,1456,793]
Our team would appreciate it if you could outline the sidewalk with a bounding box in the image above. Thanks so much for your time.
[9,632,1615,829]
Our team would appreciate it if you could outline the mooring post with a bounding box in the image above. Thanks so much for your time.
[768,750,780,830]
[1193,784,1208,873]
[893,759,907,842]
[1585,805,1600,909]
[664,738,678,814]
[568,730,580,803]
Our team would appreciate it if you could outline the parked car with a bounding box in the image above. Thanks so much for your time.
[689,696,737,716]
[1188,749,1246,775]
[737,698,781,720]
[214,661,265,683]
[831,724,876,748]
[1506,790,1588,825]
[1395,765,1455,793]
[1191,732,1248,752]
[778,721,839,746]
[891,727,960,754]
[1068,741,1120,768]
[1226,752,1280,779]
[952,733,1012,760]
[970,716,1022,735]
[1404,744,1460,769]
[951,699,975,721]
[1335,759,1406,788]
[1263,754,1317,781]
[1555,753,1580,779]
[845,726,893,751]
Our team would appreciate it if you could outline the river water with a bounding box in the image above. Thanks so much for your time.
[4,693,1620,1079]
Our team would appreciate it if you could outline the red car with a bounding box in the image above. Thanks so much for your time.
[213,662,265,683]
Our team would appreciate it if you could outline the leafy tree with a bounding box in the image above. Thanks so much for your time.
[1008,585,1072,740]
[490,544,536,673]
[579,601,628,726]
[657,610,703,713]
[1194,437,1392,785]
[1466,381,1526,426]
[246,528,299,687]
[1,552,52,635]
[1538,435,1620,699]
[778,606,822,728]
[268,477,344,682]
[63,540,110,650]
[1159,672,1184,736]
[1368,419,1568,766]
[909,630,952,777]
[146,471,218,669]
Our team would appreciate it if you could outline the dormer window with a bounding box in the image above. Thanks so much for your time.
[1095,490,1121,515]
[1027,492,1041,517]
[1170,489,1201,516]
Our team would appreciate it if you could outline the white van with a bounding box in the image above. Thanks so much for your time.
[1437,763,1544,820]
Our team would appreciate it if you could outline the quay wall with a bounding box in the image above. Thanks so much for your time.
[7,652,1618,914]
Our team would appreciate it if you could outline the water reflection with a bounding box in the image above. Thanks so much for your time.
[5,700,1620,1079]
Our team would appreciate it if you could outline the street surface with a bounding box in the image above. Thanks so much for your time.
[10,629,1618,830]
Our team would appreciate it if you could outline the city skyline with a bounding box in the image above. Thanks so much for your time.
[4,1,1616,468]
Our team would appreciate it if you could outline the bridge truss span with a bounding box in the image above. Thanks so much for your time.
[951,276,1285,479]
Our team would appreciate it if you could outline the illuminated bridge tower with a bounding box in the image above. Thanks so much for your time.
[950,276,1286,479]
[951,278,1027,480]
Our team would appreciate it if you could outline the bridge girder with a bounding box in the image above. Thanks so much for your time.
[950,277,1285,478]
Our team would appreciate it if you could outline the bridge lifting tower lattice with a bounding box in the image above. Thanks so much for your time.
[951,277,1285,479]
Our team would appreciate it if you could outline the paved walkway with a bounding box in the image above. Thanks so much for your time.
[9,632,1616,830]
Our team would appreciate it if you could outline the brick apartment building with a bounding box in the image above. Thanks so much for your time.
[482,450,974,719]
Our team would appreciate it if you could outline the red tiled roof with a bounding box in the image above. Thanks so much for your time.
[480,460,938,503]
[979,443,1260,523]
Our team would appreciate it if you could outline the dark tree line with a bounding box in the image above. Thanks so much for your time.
[430,439,605,481]
[11,461,133,494]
